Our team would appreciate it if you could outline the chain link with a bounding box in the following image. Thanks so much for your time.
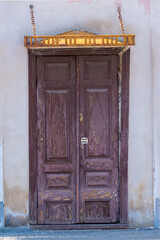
[116,2,125,35]
[29,5,36,36]
[29,3,124,37]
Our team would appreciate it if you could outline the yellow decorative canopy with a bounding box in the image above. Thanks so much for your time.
[24,30,135,48]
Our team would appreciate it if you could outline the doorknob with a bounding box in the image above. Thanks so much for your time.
[81,137,88,145]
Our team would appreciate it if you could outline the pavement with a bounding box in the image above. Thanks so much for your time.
[0,228,160,240]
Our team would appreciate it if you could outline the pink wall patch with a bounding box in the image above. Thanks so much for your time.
[67,0,99,3]
[138,0,150,15]
[114,0,122,7]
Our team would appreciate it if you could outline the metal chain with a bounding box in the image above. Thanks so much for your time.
[29,5,36,36]
[116,2,125,35]
[29,3,124,37]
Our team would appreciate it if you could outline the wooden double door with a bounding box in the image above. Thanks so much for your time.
[36,55,119,225]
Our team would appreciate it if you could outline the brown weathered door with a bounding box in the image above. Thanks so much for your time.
[78,56,119,223]
[37,56,76,224]
[36,55,119,225]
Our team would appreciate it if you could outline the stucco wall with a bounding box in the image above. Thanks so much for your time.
[0,0,158,227]
[151,0,160,228]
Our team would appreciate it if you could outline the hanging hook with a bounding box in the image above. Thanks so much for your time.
[29,5,36,36]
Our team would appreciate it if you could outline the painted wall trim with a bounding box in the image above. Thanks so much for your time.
[0,143,4,228]
[155,198,160,228]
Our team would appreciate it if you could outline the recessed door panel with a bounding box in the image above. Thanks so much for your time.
[86,88,110,158]
[45,90,69,161]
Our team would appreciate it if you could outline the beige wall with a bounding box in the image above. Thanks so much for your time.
[151,0,160,228]
[0,0,159,227]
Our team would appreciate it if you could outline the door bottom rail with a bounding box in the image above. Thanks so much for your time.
[30,223,128,230]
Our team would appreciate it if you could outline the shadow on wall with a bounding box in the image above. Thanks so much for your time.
[76,18,121,35]
[49,18,121,36]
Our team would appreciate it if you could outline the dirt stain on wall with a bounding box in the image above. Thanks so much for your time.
[129,181,153,226]
[4,181,28,226]
[133,182,146,201]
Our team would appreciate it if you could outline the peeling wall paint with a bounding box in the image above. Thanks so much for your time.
[129,182,154,226]
[4,182,28,227]
[5,208,28,227]
[4,182,28,215]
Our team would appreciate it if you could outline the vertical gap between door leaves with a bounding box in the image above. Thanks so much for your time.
[75,56,80,223]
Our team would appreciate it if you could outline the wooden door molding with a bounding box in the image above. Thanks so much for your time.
[119,49,130,223]
[28,47,130,227]
[29,50,37,224]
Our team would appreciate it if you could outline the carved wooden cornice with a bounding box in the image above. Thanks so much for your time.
[24,30,135,48]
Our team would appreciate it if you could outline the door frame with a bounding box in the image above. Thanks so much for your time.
[28,47,130,229]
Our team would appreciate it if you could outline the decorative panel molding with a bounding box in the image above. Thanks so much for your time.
[45,202,72,223]
[45,174,71,189]
[86,172,110,188]
[86,89,110,158]
[45,90,69,160]
[85,61,109,80]
[46,63,69,81]
[85,201,110,221]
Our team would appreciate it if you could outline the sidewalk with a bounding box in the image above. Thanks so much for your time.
[0,228,160,240]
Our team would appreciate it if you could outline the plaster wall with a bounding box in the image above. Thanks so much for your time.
[0,141,4,227]
[150,0,160,228]
[0,141,3,202]
[0,0,157,227]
